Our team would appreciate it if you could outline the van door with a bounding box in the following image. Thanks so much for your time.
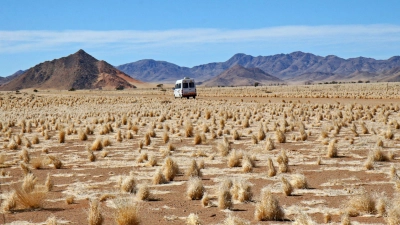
[182,80,196,98]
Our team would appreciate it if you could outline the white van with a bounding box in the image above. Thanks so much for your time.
[173,77,197,99]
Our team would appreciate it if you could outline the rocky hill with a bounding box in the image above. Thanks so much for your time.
[201,65,282,87]
[0,50,141,91]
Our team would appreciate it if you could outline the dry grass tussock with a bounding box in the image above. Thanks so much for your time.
[136,183,150,201]
[223,214,250,225]
[162,157,180,181]
[344,192,376,216]
[254,187,285,221]
[231,179,253,202]
[218,180,233,210]
[15,186,47,210]
[186,177,204,200]
[88,199,103,225]
[114,198,140,225]
[292,212,316,225]
[120,174,136,193]
[186,213,202,225]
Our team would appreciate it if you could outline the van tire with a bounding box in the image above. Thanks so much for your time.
[193,96,196,99]
[187,97,189,99]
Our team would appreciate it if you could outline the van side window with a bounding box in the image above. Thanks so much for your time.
[189,82,195,88]
[176,83,181,88]
[183,83,188,88]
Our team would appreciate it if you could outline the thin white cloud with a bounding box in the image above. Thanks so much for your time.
[1,24,400,53]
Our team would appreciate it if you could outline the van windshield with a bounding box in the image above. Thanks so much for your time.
[183,83,188,88]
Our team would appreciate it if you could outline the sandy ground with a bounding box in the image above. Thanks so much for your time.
[0,88,399,225]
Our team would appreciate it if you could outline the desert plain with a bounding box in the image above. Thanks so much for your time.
[0,82,400,225]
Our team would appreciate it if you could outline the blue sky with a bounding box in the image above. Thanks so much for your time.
[1,0,400,77]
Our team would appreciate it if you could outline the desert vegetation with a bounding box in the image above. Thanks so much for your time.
[0,83,399,224]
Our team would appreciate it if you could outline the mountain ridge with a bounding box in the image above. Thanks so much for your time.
[117,51,400,83]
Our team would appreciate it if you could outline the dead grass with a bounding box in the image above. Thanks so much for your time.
[265,137,275,150]
[254,187,285,221]
[386,203,400,225]
[15,186,47,210]
[120,174,136,193]
[290,174,309,189]
[345,192,376,216]
[22,173,37,193]
[1,190,16,213]
[223,214,250,225]
[292,212,315,225]
[152,168,167,185]
[327,139,337,158]
[58,130,66,143]
[281,177,293,196]
[218,185,232,210]
[186,213,202,225]
[114,198,140,225]
[162,157,179,181]
[201,192,210,207]
[91,138,103,151]
[88,199,103,225]
[136,183,150,201]
[267,158,276,177]
[275,130,286,143]
[186,159,202,178]
[187,177,204,200]
[227,149,241,168]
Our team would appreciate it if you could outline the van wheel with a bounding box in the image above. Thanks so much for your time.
[187,97,189,99]
[193,96,196,99]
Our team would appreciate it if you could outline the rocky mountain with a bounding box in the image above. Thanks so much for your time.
[201,65,282,87]
[0,50,141,91]
[0,70,25,85]
[117,52,400,83]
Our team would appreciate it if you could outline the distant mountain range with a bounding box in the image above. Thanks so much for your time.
[117,51,400,84]
[202,65,282,87]
[2,50,400,90]
[0,50,142,91]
